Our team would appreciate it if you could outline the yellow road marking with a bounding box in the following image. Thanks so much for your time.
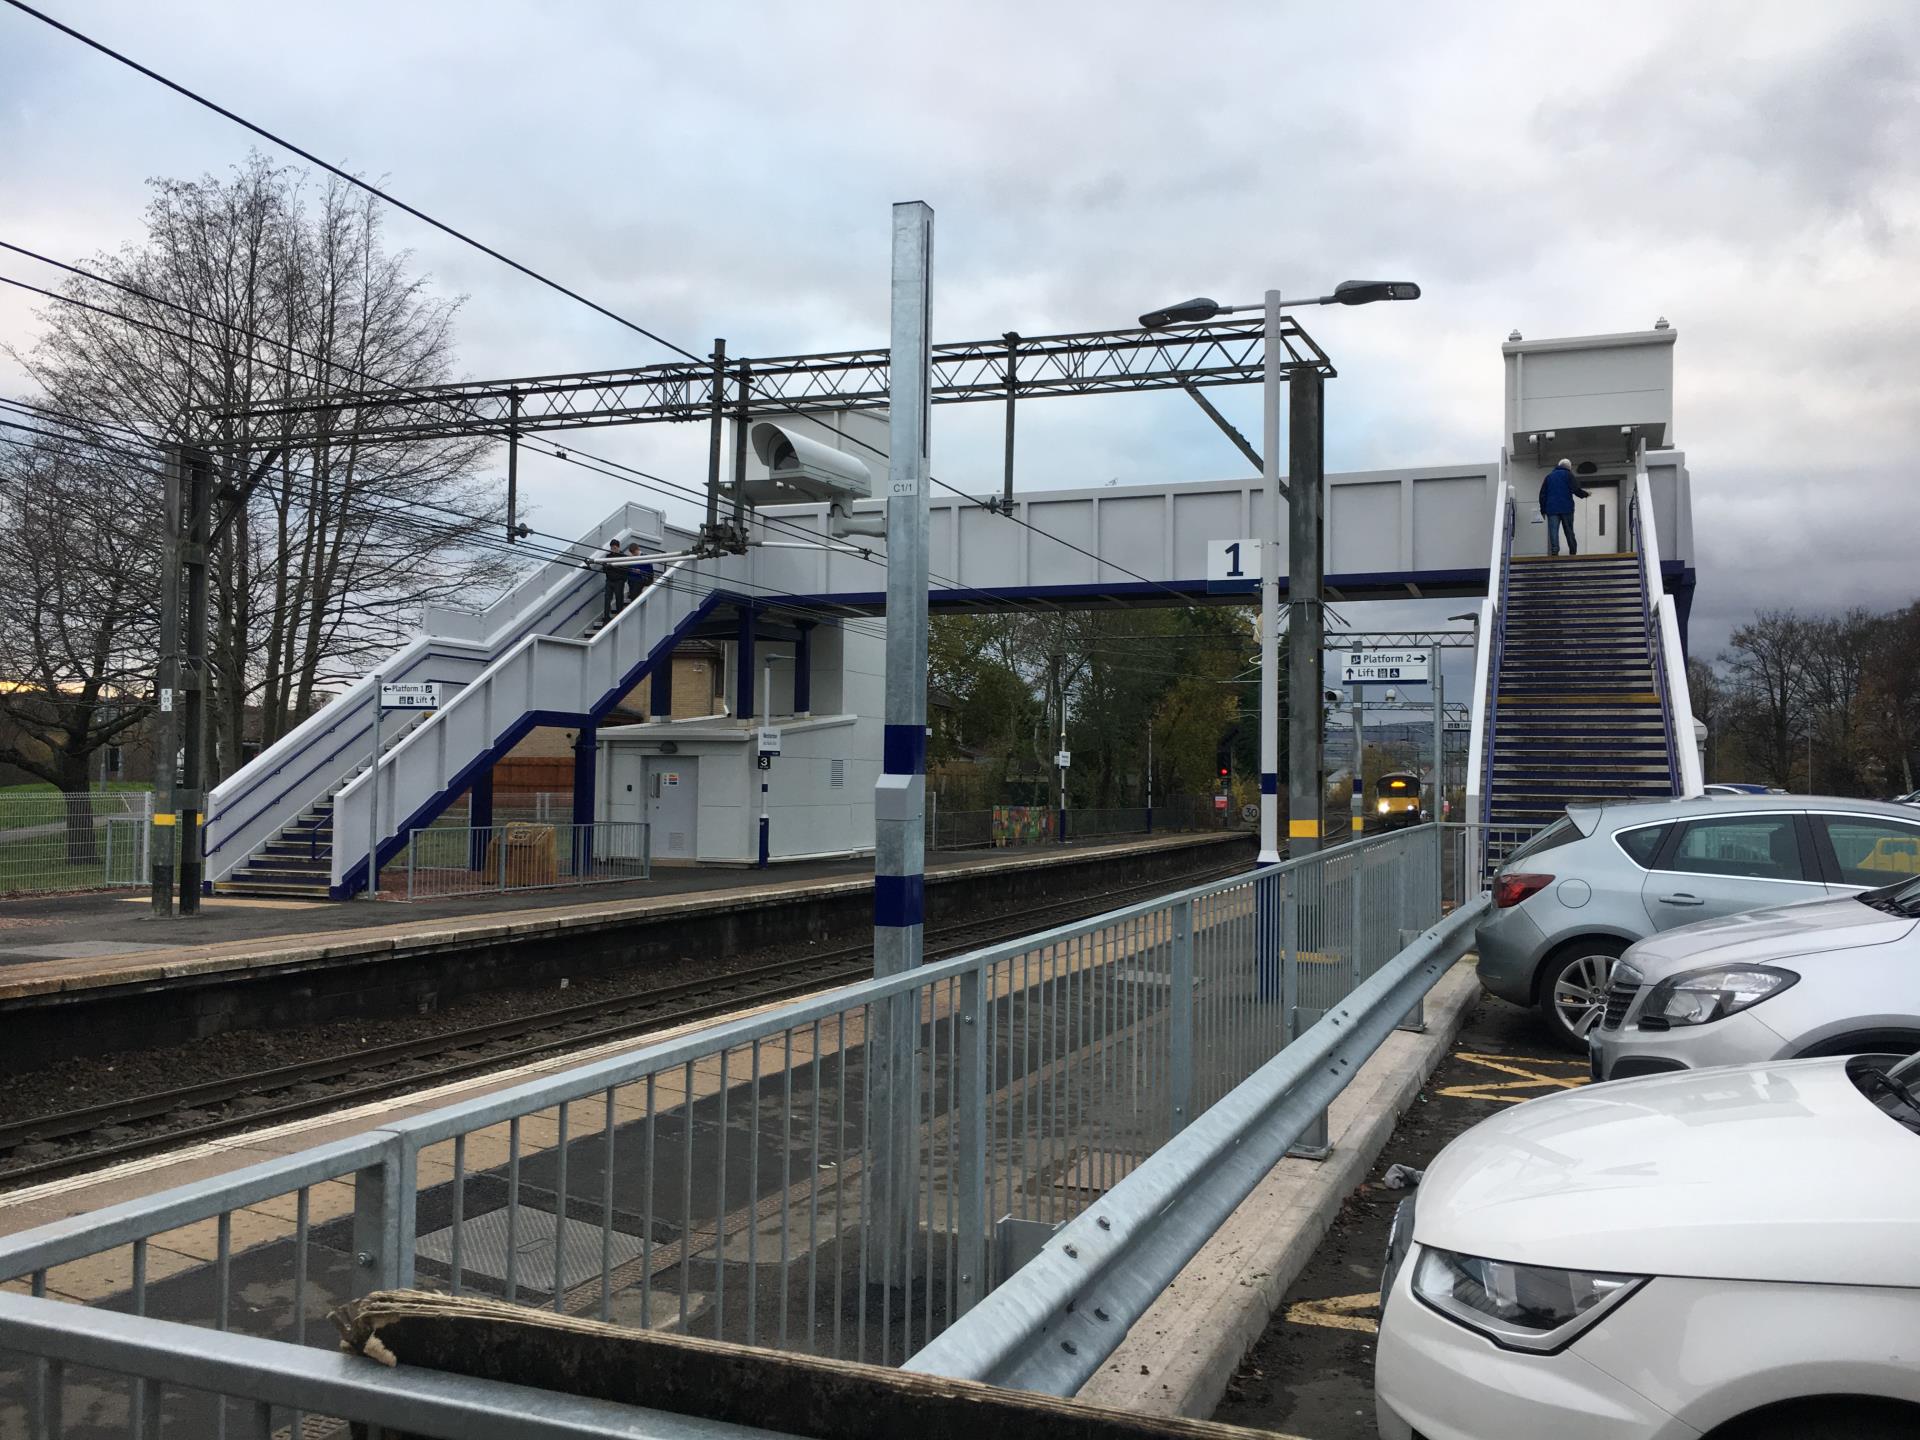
[1438,1050,1588,1105]
[1285,1291,1378,1333]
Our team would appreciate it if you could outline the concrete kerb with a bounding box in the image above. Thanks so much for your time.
[1077,957,1482,1420]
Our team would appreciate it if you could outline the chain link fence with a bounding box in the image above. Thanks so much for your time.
[0,790,151,896]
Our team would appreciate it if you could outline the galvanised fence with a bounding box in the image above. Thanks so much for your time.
[397,820,651,900]
[0,791,151,897]
[0,825,1476,1438]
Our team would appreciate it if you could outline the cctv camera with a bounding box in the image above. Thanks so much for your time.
[745,423,874,506]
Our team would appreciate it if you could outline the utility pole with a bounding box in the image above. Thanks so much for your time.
[1257,290,1283,864]
[1349,683,1366,837]
[1056,660,1069,844]
[162,447,214,915]
[1287,367,1327,857]
[870,200,934,1292]
[149,448,186,915]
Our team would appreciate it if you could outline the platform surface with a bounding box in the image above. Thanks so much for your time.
[0,830,1243,1001]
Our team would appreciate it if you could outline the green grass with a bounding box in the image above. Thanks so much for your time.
[0,830,141,894]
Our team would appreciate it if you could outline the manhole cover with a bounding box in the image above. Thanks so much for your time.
[415,1208,644,1295]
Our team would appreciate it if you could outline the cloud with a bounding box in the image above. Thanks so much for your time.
[0,0,1915,654]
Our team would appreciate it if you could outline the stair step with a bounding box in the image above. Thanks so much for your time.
[213,881,338,901]
[235,865,332,884]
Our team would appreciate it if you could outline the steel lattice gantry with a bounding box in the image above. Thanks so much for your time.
[208,317,1335,444]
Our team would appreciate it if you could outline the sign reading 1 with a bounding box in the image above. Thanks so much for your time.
[1205,538,1262,591]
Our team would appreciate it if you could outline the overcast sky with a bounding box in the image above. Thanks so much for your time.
[3,0,1917,658]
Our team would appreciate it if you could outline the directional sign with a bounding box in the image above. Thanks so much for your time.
[380,682,442,709]
[1338,650,1430,686]
[1205,538,1261,592]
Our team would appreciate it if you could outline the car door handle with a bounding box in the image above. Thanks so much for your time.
[1659,892,1706,906]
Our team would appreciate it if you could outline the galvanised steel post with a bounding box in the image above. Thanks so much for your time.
[956,963,987,1312]
[1258,290,1283,865]
[1349,682,1365,837]
[175,448,213,914]
[1169,899,1194,1134]
[1432,644,1446,908]
[1287,366,1326,858]
[366,674,383,901]
[871,200,935,1290]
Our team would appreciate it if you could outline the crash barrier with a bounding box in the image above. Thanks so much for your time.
[0,823,1472,1435]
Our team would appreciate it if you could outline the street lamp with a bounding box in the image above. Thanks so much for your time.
[1138,281,1420,864]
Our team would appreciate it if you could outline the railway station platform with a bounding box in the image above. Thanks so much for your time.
[0,829,1249,1071]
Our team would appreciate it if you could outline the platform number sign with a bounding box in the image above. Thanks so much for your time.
[1338,651,1431,685]
[1206,538,1262,593]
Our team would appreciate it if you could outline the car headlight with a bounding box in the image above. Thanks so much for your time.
[1411,1246,1645,1353]
[1639,964,1798,1028]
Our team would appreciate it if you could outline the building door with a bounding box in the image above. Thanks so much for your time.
[608,750,644,826]
[644,757,699,862]
[1574,481,1621,554]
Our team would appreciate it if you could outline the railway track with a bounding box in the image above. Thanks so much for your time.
[0,857,1250,1188]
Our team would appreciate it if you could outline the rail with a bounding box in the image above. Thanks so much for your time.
[1630,446,1704,796]
[0,826,1468,1435]
[1466,479,1515,879]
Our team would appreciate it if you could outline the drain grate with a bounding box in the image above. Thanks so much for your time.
[415,1207,645,1295]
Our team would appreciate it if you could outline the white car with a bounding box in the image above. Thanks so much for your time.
[1375,1053,1920,1439]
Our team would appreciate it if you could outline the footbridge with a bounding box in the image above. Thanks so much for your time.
[200,325,1700,897]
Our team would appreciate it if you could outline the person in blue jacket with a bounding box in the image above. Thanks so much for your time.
[1539,457,1589,556]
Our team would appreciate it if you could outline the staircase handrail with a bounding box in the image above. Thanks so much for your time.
[1468,480,1515,855]
[330,557,701,893]
[204,503,659,882]
[1630,451,1705,796]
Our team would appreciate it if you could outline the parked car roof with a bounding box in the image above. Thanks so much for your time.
[1575,793,1920,831]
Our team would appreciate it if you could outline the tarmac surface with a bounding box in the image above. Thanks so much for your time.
[1211,993,1589,1440]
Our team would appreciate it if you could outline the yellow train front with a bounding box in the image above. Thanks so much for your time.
[1373,771,1424,831]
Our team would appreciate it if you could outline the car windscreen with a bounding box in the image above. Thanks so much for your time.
[1858,875,1920,919]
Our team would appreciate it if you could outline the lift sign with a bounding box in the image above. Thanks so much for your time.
[380,682,442,709]
[1338,651,1430,685]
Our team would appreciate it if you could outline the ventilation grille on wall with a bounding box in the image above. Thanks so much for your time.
[830,759,846,788]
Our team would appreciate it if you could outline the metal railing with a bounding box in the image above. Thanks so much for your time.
[0,790,151,896]
[0,825,1472,1436]
[399,820,650,900]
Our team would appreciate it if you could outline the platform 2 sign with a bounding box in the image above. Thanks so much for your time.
[1205,538,1262,593]
[1338,651,1430,685]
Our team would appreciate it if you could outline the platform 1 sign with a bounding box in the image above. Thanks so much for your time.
[380,682,442,709]
[1338,650,1430,685]
[1205,538,1261,593]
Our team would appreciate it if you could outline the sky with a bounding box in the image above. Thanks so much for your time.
[2,0,1917,663]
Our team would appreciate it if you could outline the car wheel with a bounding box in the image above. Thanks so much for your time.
[1537,940,1627,1052]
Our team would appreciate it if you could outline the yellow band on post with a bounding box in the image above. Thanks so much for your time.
[152,812,177,827]
[1288,819,1321,838]
[1352,817,1365,832]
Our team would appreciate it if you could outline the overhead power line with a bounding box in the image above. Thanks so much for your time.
[2,0,704,364]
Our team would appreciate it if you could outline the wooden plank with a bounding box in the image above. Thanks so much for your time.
[335,1290,1273,1440]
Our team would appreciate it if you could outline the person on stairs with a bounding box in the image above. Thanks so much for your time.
[600,539,626,622]
[1540,457,1589,556]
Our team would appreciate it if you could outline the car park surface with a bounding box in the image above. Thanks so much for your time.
[1476,794,1920,1049]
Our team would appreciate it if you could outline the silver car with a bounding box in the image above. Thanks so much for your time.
[1475,794,1920,1049]
[1591,874,1920,1081]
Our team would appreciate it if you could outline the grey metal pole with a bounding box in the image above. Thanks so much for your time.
[1258,290,1283,864]
[703,339,726,541]
[871,200,935,1291]
[1057,676,1068,843]
[367,676,383,900]
[1349,683,1365,839]
[1146,719,1154,834]
[1432,645,1445,903]
[1287,367,1326,857]
[149,447,184,915]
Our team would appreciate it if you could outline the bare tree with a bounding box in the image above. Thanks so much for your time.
[0,430,159,862]
[1722,610,1812,788]
[10,154,501,784]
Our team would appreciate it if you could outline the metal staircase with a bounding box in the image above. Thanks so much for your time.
[1467,452,1704,879]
